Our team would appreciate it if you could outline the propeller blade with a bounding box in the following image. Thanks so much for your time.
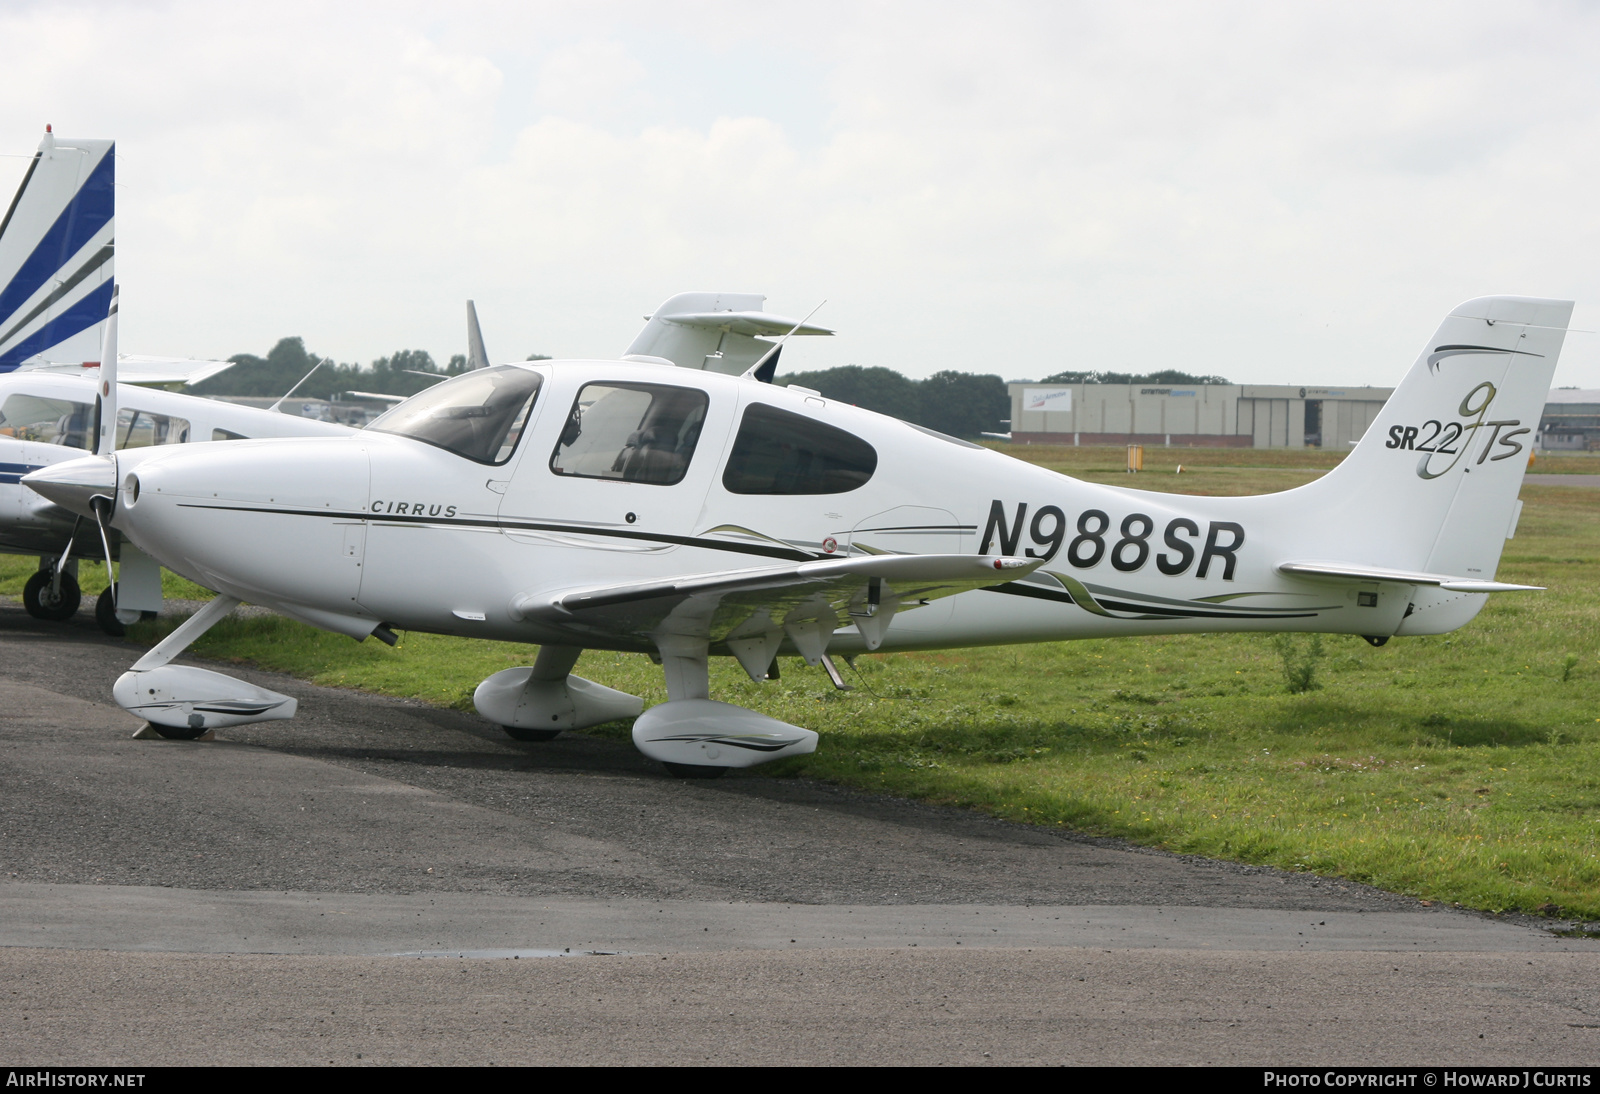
[93,285,119,456]
[90,496,116,606]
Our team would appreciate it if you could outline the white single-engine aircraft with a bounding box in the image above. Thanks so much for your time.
[26,294,1566,778]
[0,127,354,631]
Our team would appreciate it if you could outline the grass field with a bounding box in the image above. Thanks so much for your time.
[7,444,1598,919]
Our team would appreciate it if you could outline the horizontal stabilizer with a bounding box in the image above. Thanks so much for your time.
[1277,560,1541,593]
[625,291,833,376]
[655,310,833,338]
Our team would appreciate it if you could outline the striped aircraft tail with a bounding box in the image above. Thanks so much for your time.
[0,127,115,371]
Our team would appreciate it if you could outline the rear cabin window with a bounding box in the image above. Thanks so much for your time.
[550,382,708,487]
[212,428,247,441]
[0,394,92,449]
[116,408,189,449]
[722,403,877,495]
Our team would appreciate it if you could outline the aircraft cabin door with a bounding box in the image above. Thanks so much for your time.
[848,505,967,629]
[496,372,732,562]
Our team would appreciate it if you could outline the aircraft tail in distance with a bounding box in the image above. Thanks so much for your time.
[624,291,832,376]
[0,128,115,372]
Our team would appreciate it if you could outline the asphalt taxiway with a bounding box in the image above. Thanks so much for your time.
[0,601,1595,1065]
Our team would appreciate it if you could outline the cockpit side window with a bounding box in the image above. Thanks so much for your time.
[722,403,877,494]
[0,393,93,450]
[367,365,543,465]
[550,382,709,487]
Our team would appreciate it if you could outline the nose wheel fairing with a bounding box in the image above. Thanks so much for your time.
[113,664,296,731]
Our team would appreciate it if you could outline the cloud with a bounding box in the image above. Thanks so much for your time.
[2,0,1599,386]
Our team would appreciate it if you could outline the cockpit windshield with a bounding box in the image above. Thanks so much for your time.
[366,366,543,465]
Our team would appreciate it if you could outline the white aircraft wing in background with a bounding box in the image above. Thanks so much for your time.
[19,354,236,387]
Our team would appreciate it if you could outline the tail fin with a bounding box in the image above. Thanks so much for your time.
[623,291,832,376]
[1296,295,1571,633]
[0,128,115,371]
[466,300,490,369]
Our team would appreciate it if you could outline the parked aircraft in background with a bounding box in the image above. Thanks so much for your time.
[28,294,1563,778]
[0,128,351,632]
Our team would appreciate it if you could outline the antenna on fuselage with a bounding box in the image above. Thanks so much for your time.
[269,356,330,413]
[742,300,827,384]
[467,300,490,370]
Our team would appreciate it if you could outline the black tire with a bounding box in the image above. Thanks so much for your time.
[149,722,209,740]
[503,726,562,742]
[22,569,80,621]
[95,586,125,636]
[663,762,730,780]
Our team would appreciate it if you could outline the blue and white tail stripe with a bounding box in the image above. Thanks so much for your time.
[0,130,115,372]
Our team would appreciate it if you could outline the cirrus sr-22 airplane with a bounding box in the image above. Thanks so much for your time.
[25,293,1567,778]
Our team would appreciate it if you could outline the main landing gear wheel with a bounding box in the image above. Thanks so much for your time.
[502,725,563,742]
[662,762,730,780]
[148,721,210,741]
[23,570,80,621]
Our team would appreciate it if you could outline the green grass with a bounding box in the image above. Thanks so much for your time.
[0,553,212,602]
[11,452,1599,919]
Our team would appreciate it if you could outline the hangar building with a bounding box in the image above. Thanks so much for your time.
[1008,382,1394,449]
[1539,389,1600,450]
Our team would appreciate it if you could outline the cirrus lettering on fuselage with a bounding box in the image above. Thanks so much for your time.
[370,500,459,518]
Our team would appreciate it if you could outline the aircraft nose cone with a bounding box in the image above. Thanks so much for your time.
[22,455,117,518]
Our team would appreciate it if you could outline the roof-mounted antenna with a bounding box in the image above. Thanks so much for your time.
[742,300,826,384]
[269,356,330,412]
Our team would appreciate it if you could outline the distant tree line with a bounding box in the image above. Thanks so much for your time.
[773,366,1011,438]
[193,337,1230,440]
[190,337,552,401]
[1038,368,1231,385]
[772,366,1231,438]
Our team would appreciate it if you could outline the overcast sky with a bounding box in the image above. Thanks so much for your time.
[4,0,1600,387]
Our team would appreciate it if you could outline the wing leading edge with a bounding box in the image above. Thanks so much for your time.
[510,553,1038,676]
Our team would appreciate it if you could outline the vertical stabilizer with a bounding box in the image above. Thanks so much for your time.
[466,300,490,369]
[1291,295,1571,633]
[0,129,115,371]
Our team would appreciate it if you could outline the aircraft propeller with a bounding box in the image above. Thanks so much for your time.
[88,286,129,630]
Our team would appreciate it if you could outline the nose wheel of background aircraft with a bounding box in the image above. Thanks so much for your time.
[94,584,156,637]
[501,725,563,742]
[22,569,80,621]
[96,586,126,636]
